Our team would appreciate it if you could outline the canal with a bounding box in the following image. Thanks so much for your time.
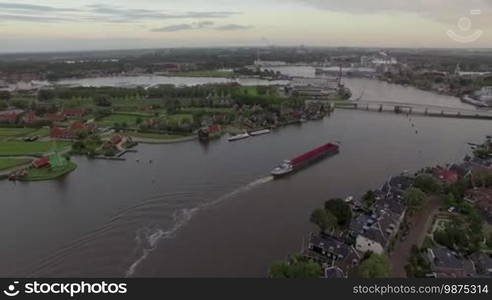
[1,76,490,277]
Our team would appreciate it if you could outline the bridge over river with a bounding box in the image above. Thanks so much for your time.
[335,99,492,120]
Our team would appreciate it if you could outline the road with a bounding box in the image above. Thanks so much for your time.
[390,196,442,277]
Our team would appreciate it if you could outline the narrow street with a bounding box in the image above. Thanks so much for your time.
[390,196,442,277]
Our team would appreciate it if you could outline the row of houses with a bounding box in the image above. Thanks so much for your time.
[305,174,413,278]
[0,108,87,125]
[427,247,492,278]
[305,150,492,278]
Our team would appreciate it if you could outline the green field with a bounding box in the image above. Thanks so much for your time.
[129,132,188,140]
[23,161,77,181]
[97,113,154,127]
[0,141,71,156]
[165,70,233,78]
[181,107,234,114]
[0,158,31,171]
[0,128,37,138]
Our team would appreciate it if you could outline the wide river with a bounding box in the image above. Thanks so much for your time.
[2,71,490,277]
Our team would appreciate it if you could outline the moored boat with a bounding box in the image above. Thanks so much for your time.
[228,132,250,142]
[271,143,339,178]
[249,129,271,136]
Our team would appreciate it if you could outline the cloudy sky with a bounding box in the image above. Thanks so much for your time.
[1,0,491,52]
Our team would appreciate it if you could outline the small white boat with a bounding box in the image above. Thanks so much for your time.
[249,129,271,136]
[228,132,250,142]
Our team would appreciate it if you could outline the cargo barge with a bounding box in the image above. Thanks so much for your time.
[271,143,339,178]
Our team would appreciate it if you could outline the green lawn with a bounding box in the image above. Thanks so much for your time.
[165,70,233,78]
[162,114,193,123]
[129,132,188,140]
[0,158,31,171]
[97,113,153,127]
[23,161,77,181]
[0,128,38,138]
[0,141,71,156]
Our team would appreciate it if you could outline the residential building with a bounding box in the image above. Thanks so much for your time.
[427,247,476,278]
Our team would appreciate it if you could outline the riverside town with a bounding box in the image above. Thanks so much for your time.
[1,0,492,288]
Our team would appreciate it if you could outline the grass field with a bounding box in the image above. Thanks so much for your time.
[0,158,31,171]
[23,161,77,181]
[0,128,37,138]
[164,114,193,122]
[97,113,154,127]
[0,141,71,156]
[164,70,233,78]
[129,132,188,140]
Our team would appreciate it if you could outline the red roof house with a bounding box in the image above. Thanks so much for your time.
[63,108,86,119]
[22,112,36,124]
[110,134,123,145]
[44,113,66,123]
[432,167,459,184]
[0,111,19,123]
[32,157,50,168]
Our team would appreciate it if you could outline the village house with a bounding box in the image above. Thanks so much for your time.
[21,111,36,124]
[0,109,23,124]
[31,157,50,169]
[381,175,414,196]
[470,253,492,277]
[465,188,492,223]
[355,208,404,255]
[50,121,97,140]
[306,233,361,277]
[432,167,459,185]
[62,108,86,119]
[324,266,346,278]
[44,112,66,123]
[427,247,476,278]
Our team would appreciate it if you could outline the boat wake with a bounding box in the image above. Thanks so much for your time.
[125,207,198,277]
[124,175,273,277]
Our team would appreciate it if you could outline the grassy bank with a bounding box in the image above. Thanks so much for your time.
[0,158,31,171]
[0,141,71,156]
[163,70,234,78]
[128,132,188,140]
[22,161,77,181]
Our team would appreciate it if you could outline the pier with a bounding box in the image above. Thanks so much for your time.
[334,100,492,120]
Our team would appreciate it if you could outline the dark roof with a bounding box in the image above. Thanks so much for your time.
[308,234,350,259]
[324,266,345,278]
[374,194,406,215]
[428,247,465,270]
[470,253,492,276]
[349,214,373,235]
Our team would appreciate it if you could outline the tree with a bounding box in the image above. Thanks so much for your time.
[355,253,391,278]
[405,245,431,278]
[0,100,7,110]
[310,208,337,233]
[0,91,10,100]
[11,99,29,109]
[362,190,377,211]
[268,255,322,278]
[414,174,442,194]
[324,199,352,229]
[38,89,56,102]
[403,187,427,213]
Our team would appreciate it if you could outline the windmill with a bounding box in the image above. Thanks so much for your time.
[47,140,67,170]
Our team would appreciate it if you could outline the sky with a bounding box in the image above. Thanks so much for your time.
[0,0,491,52]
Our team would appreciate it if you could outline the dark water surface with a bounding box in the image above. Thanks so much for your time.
[1,78,490,277]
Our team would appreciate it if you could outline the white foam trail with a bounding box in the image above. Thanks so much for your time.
[125,208,198,278]
[124,176,273,277]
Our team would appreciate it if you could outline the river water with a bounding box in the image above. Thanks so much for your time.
[1,72,490,277]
